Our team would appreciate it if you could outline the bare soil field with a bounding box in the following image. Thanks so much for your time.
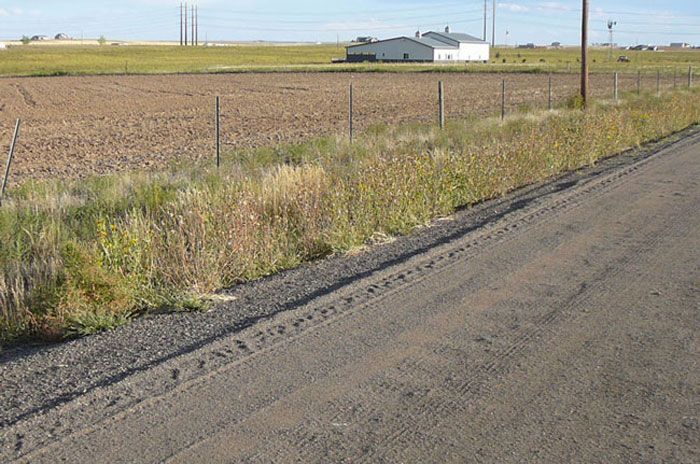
[0,72,649,184]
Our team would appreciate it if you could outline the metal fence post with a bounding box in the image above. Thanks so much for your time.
[548,74,553,111]
[0,119,21,207]
[613,72,619,101]
[215,96,221,169]
[349,82,354,143]
[501,79,506,120]
[637,70,641,95]
[438,81,445,129]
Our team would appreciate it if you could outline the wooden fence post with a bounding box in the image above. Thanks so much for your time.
[0,119,21,207]
[438,81,445,129]
[349,82,354,143]
[501,79,506,120]
[689,66,694,88]
[215,96,220,169]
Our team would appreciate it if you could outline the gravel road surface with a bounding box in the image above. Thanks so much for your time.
[1,130,699,462]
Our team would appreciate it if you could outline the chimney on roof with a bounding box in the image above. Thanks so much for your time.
[416,30,422,38]
[445,25,450,33]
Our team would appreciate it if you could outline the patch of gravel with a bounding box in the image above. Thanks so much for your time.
[0,125,697,428]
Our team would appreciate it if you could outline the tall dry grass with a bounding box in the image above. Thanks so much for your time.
[1,89,699,344]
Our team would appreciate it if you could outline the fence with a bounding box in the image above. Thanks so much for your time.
[0,68,696,194]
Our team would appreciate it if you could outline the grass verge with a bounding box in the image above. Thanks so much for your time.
[1,89,699,345]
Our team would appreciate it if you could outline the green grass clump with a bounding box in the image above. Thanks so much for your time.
[1,89,699,345]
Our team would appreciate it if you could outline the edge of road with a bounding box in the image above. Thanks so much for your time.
[1,124,699,434]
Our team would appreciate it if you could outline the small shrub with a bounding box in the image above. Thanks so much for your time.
[98,35,107,46]
[566,94,586,110]
[20,36,30,45]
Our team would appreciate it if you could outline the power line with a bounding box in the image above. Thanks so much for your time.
[197,8,484,25]
[199,17,484,34]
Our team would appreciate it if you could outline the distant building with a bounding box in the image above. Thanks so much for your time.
[550,42,562,48]
[346,27,489,63]
[354,36,378,44]
[30,35,50,41]
[629,44,658,51]
[670,42,691,49]
[0,43,6,50]
[55,33,72,40]
[517,43,535,49]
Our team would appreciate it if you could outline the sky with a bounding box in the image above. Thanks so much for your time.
[0,1,699,46]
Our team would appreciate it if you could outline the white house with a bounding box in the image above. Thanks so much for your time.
[346,27,489,63]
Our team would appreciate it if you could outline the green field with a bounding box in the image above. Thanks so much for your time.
[0,44,698,77]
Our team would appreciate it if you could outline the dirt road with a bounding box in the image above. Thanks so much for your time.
[1,133,699,462]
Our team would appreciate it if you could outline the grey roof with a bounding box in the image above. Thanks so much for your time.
[424,31,487,44]
[410,37,458,49]
[347,35,458,50]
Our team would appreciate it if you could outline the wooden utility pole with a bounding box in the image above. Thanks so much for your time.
[184,2,188,46]
[581,0,589,107]
[483,0,488,42]
[180,3,183,46]
[492,0,496,47]
[195,4,199,46]
[191,4,195,46]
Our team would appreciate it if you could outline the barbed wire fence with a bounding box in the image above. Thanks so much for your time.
[1,67,696,198]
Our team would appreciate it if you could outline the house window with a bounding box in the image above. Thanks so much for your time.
[403,53,409,60]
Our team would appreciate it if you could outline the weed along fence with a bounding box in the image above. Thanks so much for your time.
[2,74,700,344]
[0,69,696,191]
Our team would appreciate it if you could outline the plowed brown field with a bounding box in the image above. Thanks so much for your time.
[0,72,643,184]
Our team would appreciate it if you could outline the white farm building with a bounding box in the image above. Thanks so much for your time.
[346,27,489,63]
